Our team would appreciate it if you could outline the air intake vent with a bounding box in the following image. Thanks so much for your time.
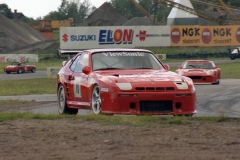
[135,87,175,91]
[140,101,173,112]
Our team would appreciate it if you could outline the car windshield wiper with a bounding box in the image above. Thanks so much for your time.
[94,68,124,71]
[188,65,197,68]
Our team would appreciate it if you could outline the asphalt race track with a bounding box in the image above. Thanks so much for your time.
[0,71,47,80]
[1,60,240,117]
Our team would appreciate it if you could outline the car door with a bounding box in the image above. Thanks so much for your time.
[69,52,90,106]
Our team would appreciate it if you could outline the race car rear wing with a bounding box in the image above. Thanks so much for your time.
[57,50,82,59]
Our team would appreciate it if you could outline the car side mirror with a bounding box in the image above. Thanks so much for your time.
[82,66,91,75]
[164,64,170,71]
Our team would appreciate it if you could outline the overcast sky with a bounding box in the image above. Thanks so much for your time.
[0,0,110,19]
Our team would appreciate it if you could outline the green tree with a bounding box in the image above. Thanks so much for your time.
[44,0,95,24]
[77,0,96,24]
[226,0,240,6]
[111,0,143,19]
[0,3,14,19]
[44,11,62,20]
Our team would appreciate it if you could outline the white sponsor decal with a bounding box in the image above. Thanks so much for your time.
[74,78,82,98]
[102,52,144,57]
[101,88,109,92]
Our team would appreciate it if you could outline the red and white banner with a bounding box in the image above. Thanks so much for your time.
[0,54,38,63]
[60,26,170,49]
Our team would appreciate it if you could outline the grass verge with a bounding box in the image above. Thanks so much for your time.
[0,78,56,96]
[0,112,239,125]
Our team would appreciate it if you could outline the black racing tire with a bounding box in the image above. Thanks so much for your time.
[174,114,193,117]
[91,84,101,114]
[230,56,235,60]
[6,72,10,74]
[212,80,220,85]
[17,68,22,74]
[57,84,78,115]
[31,68,36,73]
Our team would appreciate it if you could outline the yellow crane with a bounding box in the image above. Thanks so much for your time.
[130,0,155,22]
[190,0,226,18]
[218,0,240,24]
[191,0,240,24]
[149,0,224,24]
[131,0,240,25]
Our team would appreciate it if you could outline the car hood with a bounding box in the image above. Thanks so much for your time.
[4,66,16,69]
[95,70,188,82]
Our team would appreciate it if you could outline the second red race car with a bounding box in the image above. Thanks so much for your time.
[57,48,196,116]
[3,62,36,74]
[175,60,220,85]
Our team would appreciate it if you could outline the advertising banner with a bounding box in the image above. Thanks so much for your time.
[155,54,166,60]
[170,25,240,47]
[0,54,38,63]
[60,26,170,49]
[47,67,61,78]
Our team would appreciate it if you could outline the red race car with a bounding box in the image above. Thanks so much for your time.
[57,48,196,116]
[4,62,36,74]
[175,60,220,85]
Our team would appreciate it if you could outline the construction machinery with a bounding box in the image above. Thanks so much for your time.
[130,0,154,22]
[32,18,74,40]
[218,0,240,24]
[191,0,226,18]
[191,0,240,24]
[131,0,240,25]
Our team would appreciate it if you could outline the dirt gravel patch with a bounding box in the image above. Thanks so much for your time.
[1,102,240,159]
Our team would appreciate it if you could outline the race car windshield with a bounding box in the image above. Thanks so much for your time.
[92,51,163,71]
[183,62,213,69]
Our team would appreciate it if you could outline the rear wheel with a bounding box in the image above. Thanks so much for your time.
[57,84,78,115]
[230,55,235,60]
[91,84,101,114]
[31,68,36,73]
[17,68,22,74]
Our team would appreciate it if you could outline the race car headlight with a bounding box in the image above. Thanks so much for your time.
[116,83,132,90]
[183,78,195,92]
[174,82,188,90]
[206,70,214,75]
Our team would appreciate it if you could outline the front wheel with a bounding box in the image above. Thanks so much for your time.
[17,68,22,74]
[57,84,78,115]
[91,84,101,114]
[6,72,10,74]
[212,80,220,85]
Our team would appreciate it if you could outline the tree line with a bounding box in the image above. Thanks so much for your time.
[0,0,240,25]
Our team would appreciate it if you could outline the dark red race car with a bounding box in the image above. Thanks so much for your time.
[175,60,221,84]
[3,62,36,74]
[57,48,196,116]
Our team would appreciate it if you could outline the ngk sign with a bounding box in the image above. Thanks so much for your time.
[170,26,240,46]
